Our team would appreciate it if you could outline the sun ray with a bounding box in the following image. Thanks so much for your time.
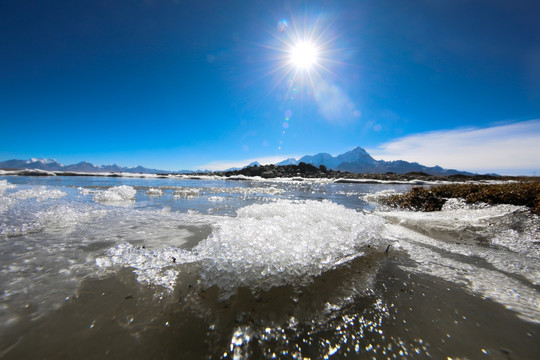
[248,9,349,112]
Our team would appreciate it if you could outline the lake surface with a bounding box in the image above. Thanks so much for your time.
[0,175,538,359]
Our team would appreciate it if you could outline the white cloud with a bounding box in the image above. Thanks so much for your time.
[198,154,300,171]
[368,120,540,175]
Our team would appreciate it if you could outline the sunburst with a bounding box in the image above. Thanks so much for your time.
[288,40,320,71]
[260,13,342,94]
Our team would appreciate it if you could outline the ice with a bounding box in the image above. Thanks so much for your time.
[78,187,94,196]
[174,188,201,199]
[0,185,67,226]
[171,186,284,200]
[214,186,285,196]
[195,200,386,295]
[95,199,386,297]
[0,201,110,324]
[440,197,490,211]
[6,169,56,176]
[386,222,540,323]
[0,194,14,213]
[0,179,16,193]
[0,181,16,213]
[361,189,398,203]
[1,198,107,238]
[380,204,540,323]
[1,190,214,325]
[3,176,538,330]
[96,243,198,291]
[146,188,163,197]
[12,186,66,201]
[334,178,434,185]
[93,185,136,205]
[380,202,539,254]
[35,204,108,230]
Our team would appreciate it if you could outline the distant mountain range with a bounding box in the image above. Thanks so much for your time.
[0,158,186,174]
[275,147,473,176]
[224,161,261,172]
[0,147,473,176]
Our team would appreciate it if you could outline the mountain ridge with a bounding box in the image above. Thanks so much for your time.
[276,147,473,176]
[0,158,178,174]
[0,147,474,176]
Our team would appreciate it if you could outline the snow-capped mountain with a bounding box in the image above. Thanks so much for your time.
[223,161,261,172]
[275,158,298,166]
[0,159,172,174]
[0,147,472,175]
[1,159,65,171]
[27,158,61,165]
[274,147,472,175]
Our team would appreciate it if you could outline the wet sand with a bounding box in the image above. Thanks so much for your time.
[2,253,538,359]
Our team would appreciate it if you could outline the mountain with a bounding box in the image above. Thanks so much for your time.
[298,153,340,169]
[275,158,300,166]
[0,158,65,171]
[63,161,100,172]
[0,158,173,174]
[224,161,261,172]
[273,147,473,176]
[28,158,59,165]
[1,147,473,176]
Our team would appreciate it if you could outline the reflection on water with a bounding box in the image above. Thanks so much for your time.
[3,256,538,359]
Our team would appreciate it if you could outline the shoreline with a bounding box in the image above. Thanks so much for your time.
[3,166,538,213]
[1,164,538,185]
[382,181,540,214]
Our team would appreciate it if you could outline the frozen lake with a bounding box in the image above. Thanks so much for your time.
[0,175,538,359]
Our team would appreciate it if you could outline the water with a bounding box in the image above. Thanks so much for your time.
[0,176,538,359]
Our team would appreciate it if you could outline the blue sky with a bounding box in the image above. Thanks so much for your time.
[1,0,539,174]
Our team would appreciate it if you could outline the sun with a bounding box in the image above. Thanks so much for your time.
[288,40,320,70]
[261,13,341,90]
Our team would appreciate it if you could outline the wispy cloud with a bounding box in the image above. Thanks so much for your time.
[313,79,361,124]
[198,155,299,171]
[368,120,540,175]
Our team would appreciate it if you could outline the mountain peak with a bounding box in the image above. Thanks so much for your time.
[350,146,368,154]
[28,158,59,165]
[273,146,470,176]
[276,158,297,166]
[1,158,172,174]
[336,147,376,165]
